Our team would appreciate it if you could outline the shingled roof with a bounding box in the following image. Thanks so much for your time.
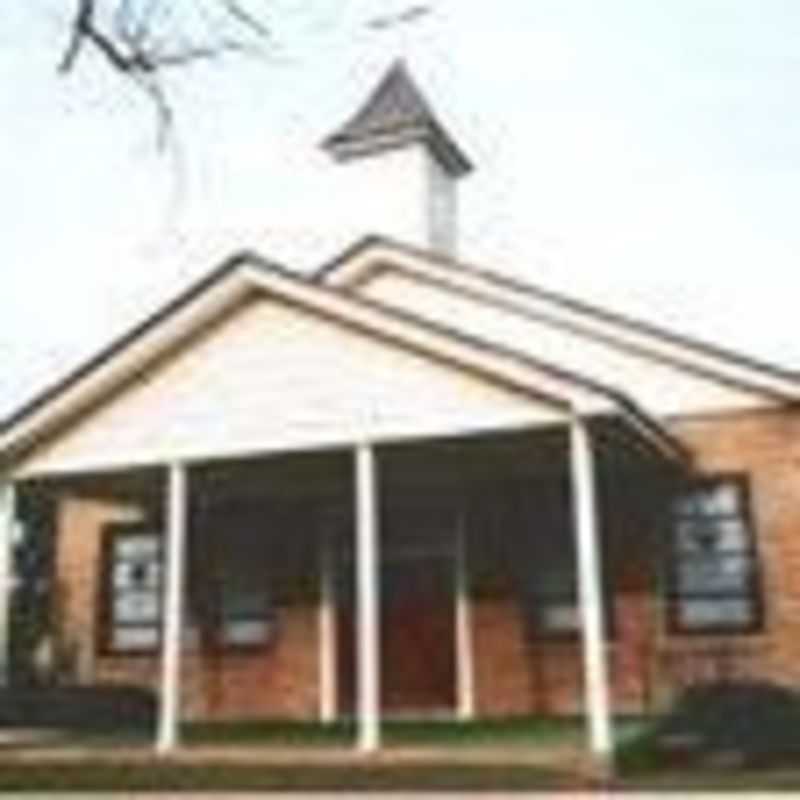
[322,59,473,177]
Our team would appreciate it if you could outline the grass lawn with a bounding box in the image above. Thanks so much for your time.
[183,719,584,747]
[4,716,800,791]
[4,758,800,792]
[0,761,584,792]
[0,717,608,791]
[183,714,645,747]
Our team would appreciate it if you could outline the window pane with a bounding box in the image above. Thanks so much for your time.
[699,483,740,516]
[676,553,751,594]
[674,482,741,517]
[676,519,749,554]
[116,535,160,560]
[678,597,754,630]
[222,619,274,646]
[112,625,159,650]
[539,602,578,632]
[114,590,159,623]
[113,560,161,590]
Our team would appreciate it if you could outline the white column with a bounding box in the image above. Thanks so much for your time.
[569,416,613,767]
[157,462,188,754]
[319,529,338,723]
[355,443,380,752]
[0,482,16,687]
[454,514,475,720]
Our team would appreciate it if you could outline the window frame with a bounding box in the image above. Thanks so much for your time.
[193,507,283,654]
[212,560,277,653]
[99,519,279,656]
[98,523,164,656]
[666,473,764,636]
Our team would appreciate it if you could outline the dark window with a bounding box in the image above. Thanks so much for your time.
[668,476,762,634]
[102,520,277,654]
[104,528,162,652]
[534,558,580,636]
[193,515,283,651]
[513,478,613,639]
[216,539,276,648]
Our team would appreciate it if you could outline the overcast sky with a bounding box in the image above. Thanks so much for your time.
[2,0,800,419]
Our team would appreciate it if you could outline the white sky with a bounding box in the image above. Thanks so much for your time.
[2,0,800,419]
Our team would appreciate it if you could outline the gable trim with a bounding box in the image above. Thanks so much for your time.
[0,252,257,436]
[316,236,800,399]
[373,261,797,406]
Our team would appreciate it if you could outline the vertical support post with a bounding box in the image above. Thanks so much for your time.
[157,462,188,754]
[355,443,380,753]
[319,528,338,723]
[454,512,475,720]
[569,415,613,771]
[0,482,16,688]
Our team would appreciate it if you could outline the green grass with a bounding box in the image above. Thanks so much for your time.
[5,715,648,753]
[6,717,800,791]
[183,714,647,748]
[5,758,800,792]
[0,762,580,792]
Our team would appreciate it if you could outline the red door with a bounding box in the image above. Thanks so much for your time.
[336,555,455,715]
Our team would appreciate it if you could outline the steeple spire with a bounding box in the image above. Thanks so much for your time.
[322,60,472,255]
[322,59,472,178]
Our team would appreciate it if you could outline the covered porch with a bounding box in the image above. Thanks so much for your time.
[2,417,682,771]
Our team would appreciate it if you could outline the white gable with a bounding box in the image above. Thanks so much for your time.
[354,268,777,418]
[14,294,556,478]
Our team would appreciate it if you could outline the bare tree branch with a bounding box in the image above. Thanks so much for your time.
[219,0,271,40]
[136,74,173,149]
[58,0,95,73]
[58,0,271,148]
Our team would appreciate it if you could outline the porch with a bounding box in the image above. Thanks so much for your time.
[4,421,679,770]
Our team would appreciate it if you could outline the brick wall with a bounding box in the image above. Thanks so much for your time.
[471,591,656,717]
[666,407,800,691]
[51,405,800,720]
[471,406,800,716]
[54,494,320,721]
[55,495,144,685]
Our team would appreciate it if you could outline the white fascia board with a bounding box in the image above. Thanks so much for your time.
[324,242,800,403]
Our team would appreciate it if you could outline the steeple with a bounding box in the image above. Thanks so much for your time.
[323,59,472,178]
[322,61,473,255]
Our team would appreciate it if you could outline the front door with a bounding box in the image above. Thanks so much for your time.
[381,554,455,713]
[335,504,457,716]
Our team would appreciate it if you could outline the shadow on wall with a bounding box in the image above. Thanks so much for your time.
[621,680,800,770]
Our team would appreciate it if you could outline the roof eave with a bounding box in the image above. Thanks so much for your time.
[323,125,473,177]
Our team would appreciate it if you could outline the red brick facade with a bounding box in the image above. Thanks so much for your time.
[470,407,800,717]
[49,406,800,720]
[54,495,320,721]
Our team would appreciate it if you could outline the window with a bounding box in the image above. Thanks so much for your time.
[534,562,580,636]
[105,527,162,652]
[210,523,277,649]
[218,566,275,648]
[101,519,278,654]
[513,478,614,639]
[668,477,762,634]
